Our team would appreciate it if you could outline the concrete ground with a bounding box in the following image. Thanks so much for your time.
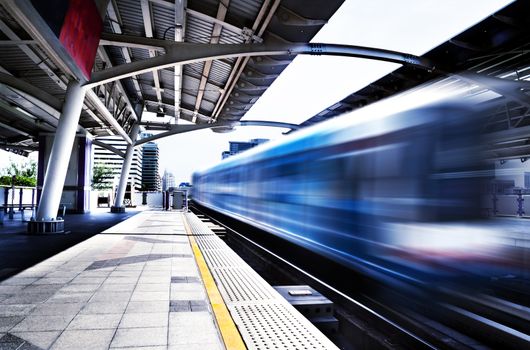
[0,208,143,282]
[0,210,224,350]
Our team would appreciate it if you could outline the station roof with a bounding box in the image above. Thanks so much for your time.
[301,1,530,135]
[0,0,529,161]
[0,0,342,156]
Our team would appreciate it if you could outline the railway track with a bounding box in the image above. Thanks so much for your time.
[190,203,529,349]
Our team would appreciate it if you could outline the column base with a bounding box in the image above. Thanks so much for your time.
[110,206,126,213]
[27,219,65,234]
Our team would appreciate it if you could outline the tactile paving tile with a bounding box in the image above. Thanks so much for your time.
[185,212,338,350]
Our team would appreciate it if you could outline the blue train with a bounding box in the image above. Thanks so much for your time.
[192,98,503,284]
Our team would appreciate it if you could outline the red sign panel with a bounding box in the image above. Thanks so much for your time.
[58,0,102,79]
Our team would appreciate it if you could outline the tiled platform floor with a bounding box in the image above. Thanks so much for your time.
[0,211,224,350]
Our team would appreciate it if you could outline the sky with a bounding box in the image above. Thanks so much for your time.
[159,0,514,182]
[0,0,514,182]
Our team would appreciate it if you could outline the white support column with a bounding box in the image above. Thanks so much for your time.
[29,80,86,233]
[174,0,186,122]
[111,123,141,212]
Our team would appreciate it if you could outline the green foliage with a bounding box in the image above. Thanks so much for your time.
[0,160,37,187]
[92,164,113,190]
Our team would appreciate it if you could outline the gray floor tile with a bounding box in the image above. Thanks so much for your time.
[67,313,122,330]
[0,286,24,294]
[125,301,169,314]
[19,285,63,295]
[33,277,72,285]
[0,305,35,316]
[168,343,222,350]
[51,329,115,350]
[79,301,129,315]
[11,314,75,332]
[70,277,106,285]
[58,284,100,293]
[89,291,132,303]
[108,271,142,278]
[111,327,167,348]
[104,277,139,284]
[0,333,23,349]
[44,272,79,279]
[98,283,136,292]
[0,316,23,332]
[130,291,169,302]
[136,278,170,286]
[169,289,205,301]
[112,347,166,350]
[119,312,168,328]
[2,293,53,305]
[30,302,84,316]
[11,330,61,349]
[0,278,38,286]
[47,292,94,304]
[134,284,169,292]
[168,312,219,344]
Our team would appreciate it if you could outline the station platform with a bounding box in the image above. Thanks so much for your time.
[0,210,338,350]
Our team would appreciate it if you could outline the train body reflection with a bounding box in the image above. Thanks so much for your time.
[193,99,518,286]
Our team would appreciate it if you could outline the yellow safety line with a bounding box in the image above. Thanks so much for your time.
[182,214,247,350]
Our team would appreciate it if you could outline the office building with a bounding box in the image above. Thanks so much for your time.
[222,138,269,159]
[141,133,161,191]
[162,170,176,191]
[93,136,143,190]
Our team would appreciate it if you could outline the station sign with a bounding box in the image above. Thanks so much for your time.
[31,0,102,79]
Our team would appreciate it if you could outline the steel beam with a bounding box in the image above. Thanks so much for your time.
[238,120,300,130]
[454,71,530,110]
[0,40,37,46]
[0,143,38,152]
[97,47,139,121]
[113,123,140,209]
[89,35,434,88]
[174,0,186,121]
[0,72,63,112]
[0,100,56,132]
[92,139,126,158]
[2,0,84,82]
[106,1,143,98]
[134,123,232,146]
[140,0,163,105]
[0,16,108,132]
[211,0,277,121]
[192,0,229,123]
[134,119,298,146]
[0,120,33,138]
[86,90,133,144]
[148,0,259,41]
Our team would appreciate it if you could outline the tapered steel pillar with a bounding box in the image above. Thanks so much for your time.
[28,80,86,233]
[111,122,140,213]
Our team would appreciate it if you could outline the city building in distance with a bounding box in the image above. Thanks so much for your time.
[162,170,176,191]
[141,132,161,191]
[222,139,269,159]
[93,136,143,190]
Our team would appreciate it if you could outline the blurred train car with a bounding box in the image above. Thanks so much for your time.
[192,98,504,285]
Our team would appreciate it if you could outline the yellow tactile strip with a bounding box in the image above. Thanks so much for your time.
[182,213,247,350]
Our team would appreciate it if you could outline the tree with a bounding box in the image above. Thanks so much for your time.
[0,159,37,187]
[91,164,114,190]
